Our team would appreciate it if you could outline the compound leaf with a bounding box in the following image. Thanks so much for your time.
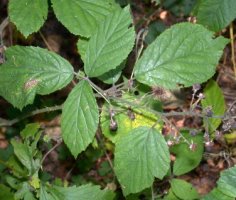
[61,80,99,157]
[217,166,236,197]
[201,80,226,133]
[0,46,74,110]
[194,0,236,32]
[84,6,135,77]
[114,126,170,196]
[170,179,199,200]
[134,22,228,89]
[9,0,48,37]
[11,140,35,175]
[51,0,118,37]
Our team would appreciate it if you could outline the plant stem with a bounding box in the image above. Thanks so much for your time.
[86,78,111,104]
[0,105,62,127]
[0,17,9,44]
[96,132,116,177]
[39,31,54,51]
[41,141,62,165]
[230,23,236,77]
[151,184,155,200]
[130,28,147,80]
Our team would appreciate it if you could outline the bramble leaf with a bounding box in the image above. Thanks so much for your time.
[8,0,48,37]
[134,23,228,89]
[0,46,74,110]
[84,6,135,77]
[170,131,204,176]
[11,139,39,175]
[114,126,170,196]
[51,0,118,37]
[201,80,226,133]
[61,80,99,157]
[40,184,114,200]
[170,179,199,200]
[202,188,234,200]
[194,0,236,32]
[217,166,236,198]
[53,184,115,200]
[101,94,162,143]
[77,38,89,63]
[20,123,40,139]
[77,38,125,84]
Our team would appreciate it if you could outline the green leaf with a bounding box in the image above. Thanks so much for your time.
[0,184,14,200]
[20,123,40,139]
[40,184,114,200]
[15,182,36,200]
[97,63,124,84]
[11,140,33,173]
[134,22,228,89]
[145,21,166,45]
[101,95,162,143]
[11,139,37,175]
[6,156,29,178]
[202,188,234,200]
[52,184,115,200]
[114,126,170,196]
[0,145,13,173]
[77,38,89,63]
[217,166,236,197]
[170,179,199,200]
[51,0,118,37]
[9,0,48,37]
[194,0,236,32]
[170,131,204,175]
[163,189,180,200]
[84,6,135,77]
[40,185,55,200]
[61,80,99,157]
[0,46,74,109]
[201,80,226,133]
[163,0,196,17]
[77,38,125,84]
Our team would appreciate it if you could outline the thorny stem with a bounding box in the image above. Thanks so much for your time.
[41,141,62,166]
[65,163,76,181]
[0,17,9,44]
[130,28,147,80]
[0,105,62,127]
[96,132,116,177]
[230,23,236,77]
[86,78,111,104]
[151,184,155,200]
[227,99,236,113]
[39,31,54,52]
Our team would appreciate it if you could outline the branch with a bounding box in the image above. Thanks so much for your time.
[230,23,236,77]
[0,105,62,127]
[0,17,9,35]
